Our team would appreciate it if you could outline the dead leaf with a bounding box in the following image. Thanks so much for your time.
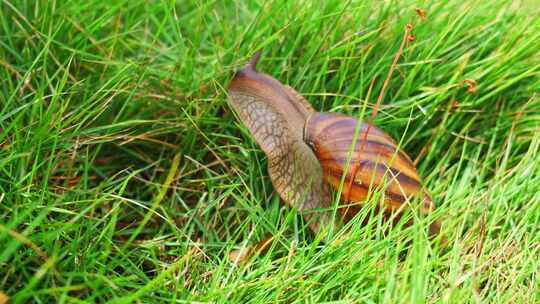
[0,291,8,304]
[229,235,274,265]
[228,247,252,265]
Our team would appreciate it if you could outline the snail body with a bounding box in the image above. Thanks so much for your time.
[228,52,440,235]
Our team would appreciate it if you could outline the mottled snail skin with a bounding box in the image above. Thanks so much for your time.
[228,53,335,233]
[228,52,440,236]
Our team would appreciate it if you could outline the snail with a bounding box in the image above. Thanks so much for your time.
[228,51,441,237]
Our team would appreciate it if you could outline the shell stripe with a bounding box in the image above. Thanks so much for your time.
[317,118,393,143]
[325,170,407,209]
[319,154,421,188]
[320,138,414,166]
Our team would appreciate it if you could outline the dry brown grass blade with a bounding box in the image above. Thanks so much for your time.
[0,224,48,261]
[345,24,415,202]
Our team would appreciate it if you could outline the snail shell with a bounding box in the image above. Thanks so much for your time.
[228,52,440,236]
[305,112,439,234]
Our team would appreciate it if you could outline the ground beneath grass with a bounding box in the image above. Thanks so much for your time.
[1,0,539,303]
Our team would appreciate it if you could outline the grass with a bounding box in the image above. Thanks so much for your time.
[1,0,539,302]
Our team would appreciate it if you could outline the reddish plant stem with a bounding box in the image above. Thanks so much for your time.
[344,24,414,202]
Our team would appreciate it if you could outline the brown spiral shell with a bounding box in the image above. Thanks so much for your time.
[305,112,439,234]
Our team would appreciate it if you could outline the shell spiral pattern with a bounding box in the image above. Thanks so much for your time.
[305,112,434,223]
